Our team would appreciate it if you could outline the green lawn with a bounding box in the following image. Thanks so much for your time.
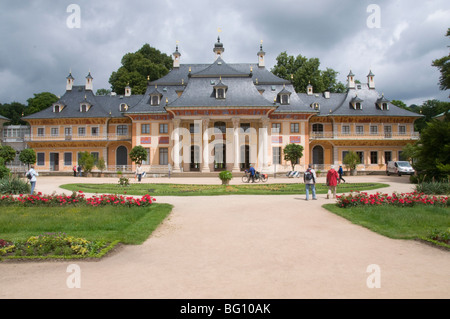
[60,182,388,196]
[323,203,450,246]
[0,203,173,245]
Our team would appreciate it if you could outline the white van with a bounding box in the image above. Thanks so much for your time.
[386,161,415,176]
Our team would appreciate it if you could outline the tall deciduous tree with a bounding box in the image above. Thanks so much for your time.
[26,92,59,115]
[109,44,173,95]
[432,28,450,92]
[19,148,36,169]
[271,52,346,93]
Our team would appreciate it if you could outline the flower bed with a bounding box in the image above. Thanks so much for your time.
[336,191,449,208]
[0,232,117,259]
[0,191,156,207]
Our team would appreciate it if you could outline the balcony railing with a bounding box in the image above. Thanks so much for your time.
[309,131,420,140]
[24,133,132,142]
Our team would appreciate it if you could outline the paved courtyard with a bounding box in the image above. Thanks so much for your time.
[0,174,449,299]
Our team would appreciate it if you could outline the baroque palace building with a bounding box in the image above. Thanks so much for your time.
[22,38,421,174]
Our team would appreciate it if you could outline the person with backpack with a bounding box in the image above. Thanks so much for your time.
[326,165,340,199]
[338,165,346,183]
[26,165,39,195]
[303,164,317,200]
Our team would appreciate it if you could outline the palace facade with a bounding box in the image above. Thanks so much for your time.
[22,39,421,174]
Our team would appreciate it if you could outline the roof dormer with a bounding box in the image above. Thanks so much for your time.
[277,85,291,105]
[53,103,64,113]
[119,103,128,112]
[214,77,228,99]
[376,94,389,110]
[149,85,163,106]
[350,95,363,110]
[80,102,91,113]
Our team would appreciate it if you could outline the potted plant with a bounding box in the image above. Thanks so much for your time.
[96,157,106,177]
[219,170,233,185]
[343,151,360,176]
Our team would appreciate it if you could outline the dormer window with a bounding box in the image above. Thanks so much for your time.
[376,95,390,110]
[277,85,291,105]
[280,94,289,105]
[53,104,63,113]
[214,77,228,99]
[150,95,160,106]
[119,103,128,112]
[350,95,363,110]
[80,104,89,112]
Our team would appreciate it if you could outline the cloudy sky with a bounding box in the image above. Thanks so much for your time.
[0,0,448,106]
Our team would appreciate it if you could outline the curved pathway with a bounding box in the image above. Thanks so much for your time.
[1,175,449,299]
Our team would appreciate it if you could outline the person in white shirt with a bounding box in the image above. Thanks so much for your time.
[27,165,39,194]
[135,164,144,182]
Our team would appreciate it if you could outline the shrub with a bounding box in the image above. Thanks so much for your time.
[0,176,30,194]
[219,170,233,181]
[415,180,450,195]
[118,176,130,187]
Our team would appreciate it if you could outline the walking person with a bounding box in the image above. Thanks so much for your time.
[249,164,256,183]
[304,164,317,200]
[77,164,82,177]
[26,165,39,195]
[135,164,144,182]
[73,165,77,177]
[338,165,346,183]
[326,165,339,199]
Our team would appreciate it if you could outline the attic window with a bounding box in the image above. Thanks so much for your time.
[120,103,128,112]
[355,102,362,110]
[216,88,225,99]
[80,104,89,112]
[382,103,389,110]
[53,104,62,113]
[280,94,289,105]
[150,95,160,106]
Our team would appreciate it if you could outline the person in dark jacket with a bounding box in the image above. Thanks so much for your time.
[338,165,346,183]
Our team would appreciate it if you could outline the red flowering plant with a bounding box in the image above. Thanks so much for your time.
[336,191,449,208]
[0,191,155,208]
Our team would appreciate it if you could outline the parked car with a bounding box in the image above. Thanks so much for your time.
[386,161,415,176]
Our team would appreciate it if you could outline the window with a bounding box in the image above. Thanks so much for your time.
[272,123,281,134]
[355,102,362,110]
[159,148,168,165]
[91,127,99,136]
[141,124,150,134]
[280,94,289,105]
[190,123,199,134]
[91,152,99,163]
[384,151,392,164]
[64,152,72,166]
[151,95,159,106]
[78,127,86,136]
[37,128,45,137]
[342,125,350,135]
[356,125,364,135]
[80,104,88,112]
[382,103,389,110]
[370,125,378,135]
[159,123,168,134]
[370,151,378,164]
[37,153,45,166]
[117,125,128,136]
[53,105,61,113]
[240,123,250,133]
[119,104,127,112]
[342,151,349,162]
[384,126,392,138]
[356,151,364,164]
[399,125,406,135]
[272,147,281,165]
[51,127,59,136]
[142,148,151,165]
[64,127,72,136]
[290,123,299,133]
[217,88,225,99]
[214,122,226,134]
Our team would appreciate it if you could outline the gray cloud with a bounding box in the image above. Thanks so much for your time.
[0,0,448,106]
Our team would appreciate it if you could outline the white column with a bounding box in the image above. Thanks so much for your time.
[261,117,269,170]
[202,118,210,172]
[172,119,181,172]
[232,117,240,172]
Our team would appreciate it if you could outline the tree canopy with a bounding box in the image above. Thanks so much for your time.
[271,52,346,93]
[432,28,450,92]
[109,44,173,95]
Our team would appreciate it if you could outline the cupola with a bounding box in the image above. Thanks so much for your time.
[173,43,181,68]
[85,71,93,91]
[367,70,375,89]
[347,70,355,89]
[213,36,224,60]
[257,40,265,68]
[66,72,74,91]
